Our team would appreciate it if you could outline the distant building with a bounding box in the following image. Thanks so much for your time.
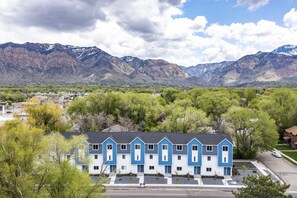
[62,132,233,177]
[284,126,297,149]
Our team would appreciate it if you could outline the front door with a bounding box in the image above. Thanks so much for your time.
[224,167,231,176]
[110,165,116,173]
[137,165,144,173]
[194,166,201,175]
[165,165,171,174]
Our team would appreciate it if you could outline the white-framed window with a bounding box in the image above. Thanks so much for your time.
[94,154,98,159]
[149,166,154,170]
[193,156,197,162]
[206,167,212,172]
[206,145,213,152]
[177,167,182,171]
[162,144,168,150]
[149,155,153,159]
[107,144,112,150]
[224,157,227,163]
[163,155,167,161]
[223,146,228,151]
[135,144,140,150]
[148,144,154,150]
[108,155,111,161]
[121,165,126,170]
[177,155,181,160]
[136,155,140,160]
[121,144,127,150]
[192,145,198,151]
[176,145,183,151]
[94,166,99,170]
[93,144,99,150]
[122,155,126,159]
[207,156,211,161]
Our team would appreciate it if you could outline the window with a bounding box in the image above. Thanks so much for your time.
[192,145,198,151]
[136,155,140,160]
[206,167,212,172]
[148,144,154,150]
[177,167,182,171]
[107,144,112,150]
[135,144,140,150]
[108,155,111,161]
[121,144,127,150]
[93,144,99,150]
[163,156,167,161]
[177,155,181,160]
[223,146,228,151]
[207,156,211,161]
[66,154,71,160]
[162,144,168,150]
[206,145,213,152]
[176,145,183,151]
[122,155,126,159]
[224,157,227,163]
[94,166,99,170]
[149,166,154,170]
[149,155,153,159]
[121,166,126,170]
[94,154,98,159]
[193,156,197,162]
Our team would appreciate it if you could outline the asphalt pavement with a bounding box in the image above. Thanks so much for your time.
[257,151,297,196]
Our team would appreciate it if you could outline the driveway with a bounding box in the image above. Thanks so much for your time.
[257,151,297,196]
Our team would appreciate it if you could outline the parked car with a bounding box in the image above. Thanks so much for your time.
[271,150,282,158]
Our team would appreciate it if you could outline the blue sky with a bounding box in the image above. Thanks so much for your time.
[183,0,297,25]
[0,0,297,66]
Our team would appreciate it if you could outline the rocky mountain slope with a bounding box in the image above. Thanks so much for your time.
[0,42,192,86]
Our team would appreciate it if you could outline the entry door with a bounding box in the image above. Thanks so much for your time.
[224,167,231,176]
[110,165,116,173]
[138,165,144,173]
[165,165,171,174]
[194,166,201,175]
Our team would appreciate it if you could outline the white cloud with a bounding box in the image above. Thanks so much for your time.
[0,0,296,66]
[236,0,270,11]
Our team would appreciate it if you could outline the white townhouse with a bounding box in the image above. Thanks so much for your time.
[63,132,233,177]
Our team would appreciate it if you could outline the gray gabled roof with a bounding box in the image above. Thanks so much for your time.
[61,132,232,145]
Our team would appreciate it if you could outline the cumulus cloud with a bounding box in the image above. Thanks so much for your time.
[236,0,270,11]
[0,0,296,66]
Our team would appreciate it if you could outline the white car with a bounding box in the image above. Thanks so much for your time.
[272,150,282,158]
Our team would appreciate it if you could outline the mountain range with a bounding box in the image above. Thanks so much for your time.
[0,42,297,87]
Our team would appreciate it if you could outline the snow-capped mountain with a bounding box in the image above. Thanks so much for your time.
[272,45,297,56]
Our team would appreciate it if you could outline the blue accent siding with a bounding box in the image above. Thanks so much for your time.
[202,145,217,155]
[145,144,158,154]
[117,144,131,154]
[173,145,187,154]
[187,139,202,166]
[158,138,172,165]
[130,138,145,165]
[103,138,117,165]
[218,139,233,167]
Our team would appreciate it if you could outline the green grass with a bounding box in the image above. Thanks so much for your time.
[275,144,294,151]
[282,151,297,161]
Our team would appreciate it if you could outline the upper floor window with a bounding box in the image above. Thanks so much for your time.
[206,145,213,152]
[149,155,153,159]
[162,144,168,150]
[176,145,183,151]
[107,144,112,150]
[122,155,126,159]
[93,144,99,150]
[177,155,181,160]
[121,144,127,150]
[135,144,140,150]
[223,146,228,151]
[192,145,198,151]
[94,154,98,159]
[148,144,154,150]
[207,156,211,161]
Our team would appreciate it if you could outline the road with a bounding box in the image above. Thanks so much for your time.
[104,189,234,198]
[257,151,297,196]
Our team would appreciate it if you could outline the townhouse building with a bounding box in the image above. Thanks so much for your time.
[64,132,233,177]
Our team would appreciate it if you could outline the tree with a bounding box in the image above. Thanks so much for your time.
[25,98,69,132]
[233,175,291,198]
[223,106,278,159]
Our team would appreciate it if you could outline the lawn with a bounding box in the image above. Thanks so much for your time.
[282,151,297,161]
[275,144,294,151]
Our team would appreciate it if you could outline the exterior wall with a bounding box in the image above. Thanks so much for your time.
[144,154,163,174]
[172,154,190,175]
[200,155,224,176]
